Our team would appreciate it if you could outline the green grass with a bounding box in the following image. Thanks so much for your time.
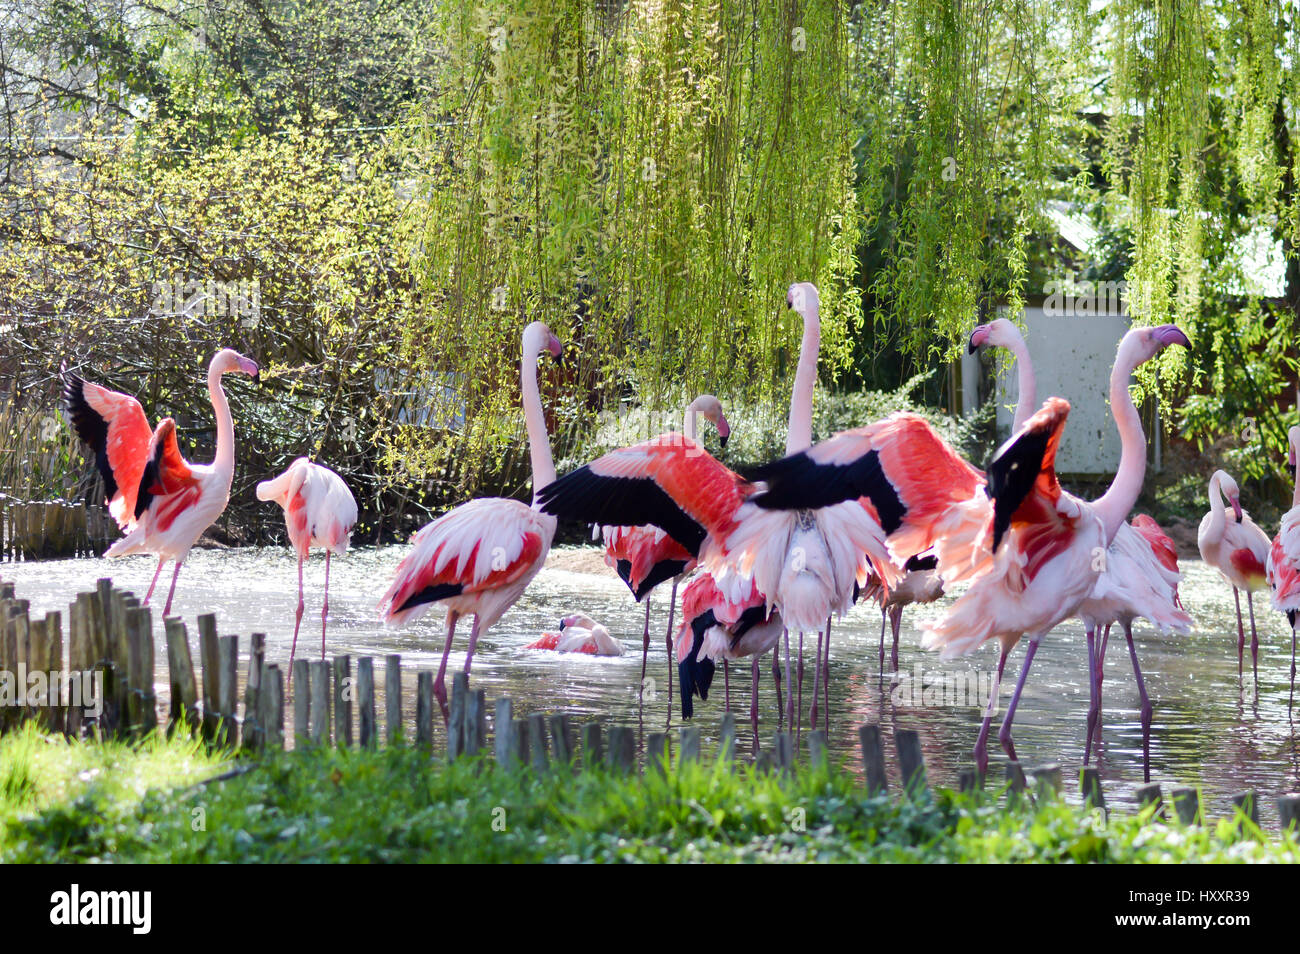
[1,726,1296,862]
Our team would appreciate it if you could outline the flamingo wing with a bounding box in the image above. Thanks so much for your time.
[986,397,1069,551]
[1268,509,1300,613]
[603,525,693,600]
[537,434,750,558]
[1130,513,1179,574]
[63,371,153,529]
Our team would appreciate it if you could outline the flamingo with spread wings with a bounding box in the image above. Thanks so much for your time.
[377,321,562,721]
[63,348,260,617]
[256,458,357,673]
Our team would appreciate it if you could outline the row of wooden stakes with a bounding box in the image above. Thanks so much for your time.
[3,576,1300,834]
[1,501,114,561]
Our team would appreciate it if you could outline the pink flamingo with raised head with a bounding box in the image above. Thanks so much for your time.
[378,321,562,721]
[602,394,729,723]
[256,457,357,673]
[63,348,261,617]
[1199,469,1271,683]
[1267,425,1300,714]
[744,325,1189,775]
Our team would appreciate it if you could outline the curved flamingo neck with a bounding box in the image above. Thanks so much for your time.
[1004,330,1037,431]
[1206,472,1227,539]
[1092,340,1147,544]
[208,357,235,478]
[683,402,699,442]
[785,302,820,454]
[522,346,555,496]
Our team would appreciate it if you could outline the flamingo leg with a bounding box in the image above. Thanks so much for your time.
[796,630,805,738]
[289,553,305,676]
[724,659,731,713]
[321,550,331,660]
[161,561,183,618]
[809,629,822,729]
[750,656,760,744]
[1084,626,1098,766]
[878,607,888,673]
[433,611,460,723]
[890,604,903,674]
[638,599,651,741]
[1125,621,1152,783]
[997,638,1040,764]
[823,616,831,732]
[143,557,166,606]
[772,645,784,728]
[1233,586,1245,676]
[1290,621,1297,717]
[1094,625,1110,756]
[1246,590,1260,690]
[664,579,678,731]
[783,628,793,728]
[463,614,483,675]
[974,646,1009,778]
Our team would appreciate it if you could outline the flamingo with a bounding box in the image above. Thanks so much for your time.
[377,321,562,720]
[62,348,261,617]
[673,281,823,731]
[1199,469,1271,683]
[863,553,943,675]
[744,324,1190,775]
[255,457,358,674]
[969,317,1191,778]
[1267,425,1300,714]
[602,394,729,724]
[526,614,625,657]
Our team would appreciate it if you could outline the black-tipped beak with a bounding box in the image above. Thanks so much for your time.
[253,370,261,386]
[558,618,567,631]
[719,433,729,449]
[967,334,979,355]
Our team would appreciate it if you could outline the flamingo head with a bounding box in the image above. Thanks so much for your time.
[786,282,820,316]
[559,613,597,631]
[1287,426,1300,478]
[213,348,260,384]
[967,317,1023,354]
[1141,323,1192,359]
[1214,470,1243,521]
[524,321,563,365]
[689,394,730,448]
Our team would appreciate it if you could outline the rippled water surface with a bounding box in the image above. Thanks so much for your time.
[4,546,1299,819]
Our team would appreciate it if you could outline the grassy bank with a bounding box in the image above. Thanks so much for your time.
[0,725,1295,863]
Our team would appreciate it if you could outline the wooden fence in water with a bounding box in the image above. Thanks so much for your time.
[0,500,116,561]
[2,574,1300,835]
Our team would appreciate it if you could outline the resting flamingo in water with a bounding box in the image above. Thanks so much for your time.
[1199,469,1271,683]
[602,394,729,723]
[63,348,260,616]
[256,458,357,673]
[377,321,562,720]
[526,614,625,657]
[745,325,1189,775]
[1267,426,1300,714]
[969,316,1190,777]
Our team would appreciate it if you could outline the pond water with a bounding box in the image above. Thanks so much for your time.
[3,545,1298,819]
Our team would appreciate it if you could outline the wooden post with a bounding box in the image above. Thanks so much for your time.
[1080,767,1105,810]
[217,635,238,748]
[65,595,89,737]
[515,718,531,767]
[292,658,311,746]
[163,617,198,734]
[125,605,155,735]
[45,611,64,733]
[1031,764,1063,800]
[1171,787,1200,825]
[308,658,330,745]
[332,655,352,748]
[647,732,668,774]
[1231,790,1259,829]
[385,654,401,746]
[198,614,220,742]
[24,609,48,728]
[466,688,486,756]
[859,724,888,795]
[680,724,701,763]
[959,769,981,794]
[415,671,433,751]
[1005,761,1027,800]
[10,601,29,726]
[548,713,572,765]
[528,713,549,771]
[1135,782,1163,816]
[717,712,736,763]
[1277,795,1300,832]
[581,721,603,768]
[448,672,467,759]
[242,633,265,750]
[261,664,284,750]
[806,729,828,768]
[356,657,376,748]
[896,729,927,797]
[607,726,634,774]
[494,698,519,766]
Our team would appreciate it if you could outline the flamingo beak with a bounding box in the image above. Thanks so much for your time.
[558,618,568,631]
[967,325,989,354]
[1230,496,1242,522]
[548,334,563,367]
[237,356,261,384]
[717,413,731,449]
[1152,324,1191,349]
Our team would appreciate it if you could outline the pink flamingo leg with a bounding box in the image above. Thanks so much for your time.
[724,659,731,712]
[1232,586,1245,676]
[974,646,1010,778]
[321,550,332,660]
[771,646,783,728]
[463,615,483,675]
[796,630,805,739]
[143,557,166,606]
[664,579,678,731]
[878,608,888,673]
[783,629,793,728]
[1246,590,1260,689]
[1093,625,1110,756]
[637,598,651,744]
[823,616,831,732]
[161,561,183,617]
[889,604,903,674]
[433,611,460,723]
[1289,621,1297,717]
[288,554,305,675]
[809,629,822,729]
[749,656,761,744]
[1084,626,1098,766]
[997,638,1040,763]
[1124,621,1152,782]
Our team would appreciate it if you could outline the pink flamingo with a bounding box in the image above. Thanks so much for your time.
[602,394,729,723]
[863,553,943,675]
[1199,469,1271,682]
[1267,425,1300,714]
[526,614,625,657]
[62,348,260,616]
[377,321,562,720]
[256,457,358,673]
[745,325,1189,775]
